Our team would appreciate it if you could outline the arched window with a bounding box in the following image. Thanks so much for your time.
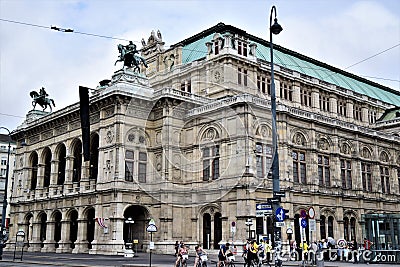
[43,148,52,187]
[90,134,99,181]
[72,140,82,183]
[39,213,47,248]
[344,217,349,240]
[57,144,66,185]
[203,213,211,249]
[320,215,326,240]
[328,216,334,238]
[214,213,222,249]
[30,152,38,190]
[350,217,356,241]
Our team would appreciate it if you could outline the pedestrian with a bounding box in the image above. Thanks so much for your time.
[174,241,179,256]
[352,239,358,264]
[311,241,318,265]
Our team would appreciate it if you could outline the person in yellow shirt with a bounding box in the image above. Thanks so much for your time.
[300,241,309,265]
[246,240,259,266]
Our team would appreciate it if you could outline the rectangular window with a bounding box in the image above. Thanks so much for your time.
[293,151,306,184]
[203,145,220,181]
[138,152,147,183]
[125,150,134,182]
[187,80,191,93]
[320,93,330,112]
[300,88,312,107]
[181,82,185,91]
[362,162,372,192]
[354,105,362,121]
[318,155,330,186]
[380,166,390,194]
[337,99,347,116]
[237,40,248,56]
[341,159,352,189]
[244,69,248,87]
[238,67,242,85]
[280,81,293,101]
[0,159,6,166]
[255,143,272,178]
[369,109,377,124]
[214,40,219,55]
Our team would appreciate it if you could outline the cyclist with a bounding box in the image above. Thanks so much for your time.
[218,242,230,267]
[193,245,206,267]
[175,243,189,267]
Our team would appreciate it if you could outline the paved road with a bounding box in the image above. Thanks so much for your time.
[0,251,398,267]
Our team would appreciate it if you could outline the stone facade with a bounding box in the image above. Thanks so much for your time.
[8,23,400,255]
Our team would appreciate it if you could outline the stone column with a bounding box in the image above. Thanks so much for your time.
[292,82,301,104]
[56,219,72,253]
[346,101,354,119]
[28,221,42,252]
[50,159,59,196]
[64,156,74,193]
[41,220,56,252]
[72,218,89,253]
[80,161,90,192]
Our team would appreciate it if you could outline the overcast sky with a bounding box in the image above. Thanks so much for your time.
[1,0,399,131]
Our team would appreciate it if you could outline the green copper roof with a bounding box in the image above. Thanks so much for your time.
[180,26,400,107]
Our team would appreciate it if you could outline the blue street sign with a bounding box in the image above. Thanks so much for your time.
[301,218,307,228]
[275,207,285,222]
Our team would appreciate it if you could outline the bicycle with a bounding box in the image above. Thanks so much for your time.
[196,254,208,267]
[218,255,235,267]
[177,254,189,267]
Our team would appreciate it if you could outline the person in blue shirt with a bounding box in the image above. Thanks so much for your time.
[218,243,230,267]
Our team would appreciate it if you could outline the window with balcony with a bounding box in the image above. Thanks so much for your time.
[368,109,377,124]
[280,80,293,101]
[337,99,347,117]
[319,93,330,112]
[257,75,271,95]
[354,104,362,121]
[300,87,312,107]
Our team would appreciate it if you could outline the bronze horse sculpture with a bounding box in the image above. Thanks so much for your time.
[30,89,56,112]
[114,43,148,73]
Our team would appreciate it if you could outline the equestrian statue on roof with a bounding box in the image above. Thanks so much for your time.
[30,87,56,112]
[115,41,148,73]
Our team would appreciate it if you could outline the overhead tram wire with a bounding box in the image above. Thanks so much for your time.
[1,18,399,84]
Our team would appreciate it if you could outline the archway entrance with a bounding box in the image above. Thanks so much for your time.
[53,211,62,248]
[69,210,78,249]
[203,213,211,249]
[86,208,95,249]
[123,205,148,251]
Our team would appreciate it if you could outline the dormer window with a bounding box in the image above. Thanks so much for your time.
[237,40,247,56]
[214,40,219,55]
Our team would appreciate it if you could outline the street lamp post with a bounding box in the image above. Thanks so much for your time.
[269,5,283,267]
[0,127,11,260]
[245,218,253,240]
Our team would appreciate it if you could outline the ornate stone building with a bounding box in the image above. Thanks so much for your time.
[8,23,400,255]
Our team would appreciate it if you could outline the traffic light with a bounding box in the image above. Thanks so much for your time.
[284,209,289,219]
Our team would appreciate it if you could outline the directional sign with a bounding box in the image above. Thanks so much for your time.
[275,207,285,222]
[301,218,307,228]
[146,224,157,232]
[267,197,280,203]
[256,203,272,210]
[256,210,272,217]
[273,191,286,198]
